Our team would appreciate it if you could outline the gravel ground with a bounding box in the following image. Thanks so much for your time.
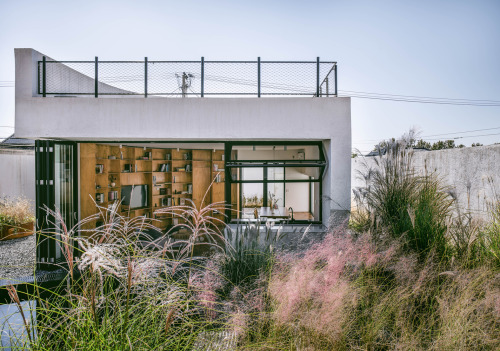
[0,234,35,280]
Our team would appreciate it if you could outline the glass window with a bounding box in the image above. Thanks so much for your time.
[285,167,320,180]
[232,144,322,161]
[228,142,324,223]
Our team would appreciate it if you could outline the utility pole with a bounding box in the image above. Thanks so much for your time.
[176,72,193,98]
[181,72,187,97]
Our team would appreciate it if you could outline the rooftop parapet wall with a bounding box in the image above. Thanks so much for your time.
[18,49,337,98]
[14,49,349,142]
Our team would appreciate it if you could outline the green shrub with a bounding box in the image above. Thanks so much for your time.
[220,223,284,297]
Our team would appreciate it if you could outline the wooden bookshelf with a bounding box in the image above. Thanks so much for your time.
[80,144,229,233]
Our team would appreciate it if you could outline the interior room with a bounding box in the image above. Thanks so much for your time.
[78,141,324,234]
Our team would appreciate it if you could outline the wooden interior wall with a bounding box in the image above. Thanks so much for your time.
[80,143,229,231]
[192,150,212,210]
[80,143,97,231]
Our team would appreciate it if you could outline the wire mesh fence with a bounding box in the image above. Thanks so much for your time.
[38,58,337,97]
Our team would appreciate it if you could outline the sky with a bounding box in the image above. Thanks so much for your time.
[0,0,499,153]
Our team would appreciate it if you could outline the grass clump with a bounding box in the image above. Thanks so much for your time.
[353,131,454,259]
[0,196,34,230]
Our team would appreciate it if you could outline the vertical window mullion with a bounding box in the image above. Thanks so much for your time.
[263,165,268,207]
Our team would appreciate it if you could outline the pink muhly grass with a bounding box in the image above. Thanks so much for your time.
[227,308,248,337]
[189,256,225,320]
[269,229,383,338]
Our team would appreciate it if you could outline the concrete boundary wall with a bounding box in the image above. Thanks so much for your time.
[352,144,500,218]
[0,149,35,201]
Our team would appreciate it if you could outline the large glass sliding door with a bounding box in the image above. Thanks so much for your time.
[35,141,78,270]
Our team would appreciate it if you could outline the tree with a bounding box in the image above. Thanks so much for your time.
[415,139,431,149]
[431,140,456,150]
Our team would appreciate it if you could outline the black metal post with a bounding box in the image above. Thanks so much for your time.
[257,57,261,98]
[42,56,46,97]
[334,63,338,97]
[94,56,98,98]
[201,57,204,97]
[316,57,320,97]
[145,57,148,98]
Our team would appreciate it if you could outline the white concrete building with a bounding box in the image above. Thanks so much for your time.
[14,48,351,264]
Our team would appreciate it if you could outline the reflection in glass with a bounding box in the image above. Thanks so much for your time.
[54,144,75,261]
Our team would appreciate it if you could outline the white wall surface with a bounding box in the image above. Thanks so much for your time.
[0,149,35,201]
[352,144,500,219]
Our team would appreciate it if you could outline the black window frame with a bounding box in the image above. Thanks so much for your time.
[224,141,326,224]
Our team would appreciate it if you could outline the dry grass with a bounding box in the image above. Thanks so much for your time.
[0,196,34,227]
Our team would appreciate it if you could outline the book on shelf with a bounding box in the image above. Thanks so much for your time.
[108,190,118,201]
[186,164,192,172]
[158,163,170,172]
[187,184,193,194]
[161,197,172,207]
[180,198,186,206]
[123,164,133,172]
[96,193,105,203]
[95,164,104,174]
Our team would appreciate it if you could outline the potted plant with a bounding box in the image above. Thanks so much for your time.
[0,197,35,241]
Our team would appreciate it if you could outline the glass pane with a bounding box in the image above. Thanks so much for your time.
[268,182,284,207]
[285,182,319,221]
[241,183,264,219]
[241,167,263,181]
[268,167,284,181]
[285,167,320,180]
[55,144,75,261]
[232,144,321,161]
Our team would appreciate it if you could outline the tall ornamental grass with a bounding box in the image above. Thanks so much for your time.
[3,199,230,350]
[353,133,454,259]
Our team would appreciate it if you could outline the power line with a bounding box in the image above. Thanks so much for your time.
[425,131,500,141]
[340,90,500,104]
[354,126,500,143]
[422,126,500,138]
[339,93,500,106]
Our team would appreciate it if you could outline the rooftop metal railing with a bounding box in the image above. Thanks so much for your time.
[38,57,337,97]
